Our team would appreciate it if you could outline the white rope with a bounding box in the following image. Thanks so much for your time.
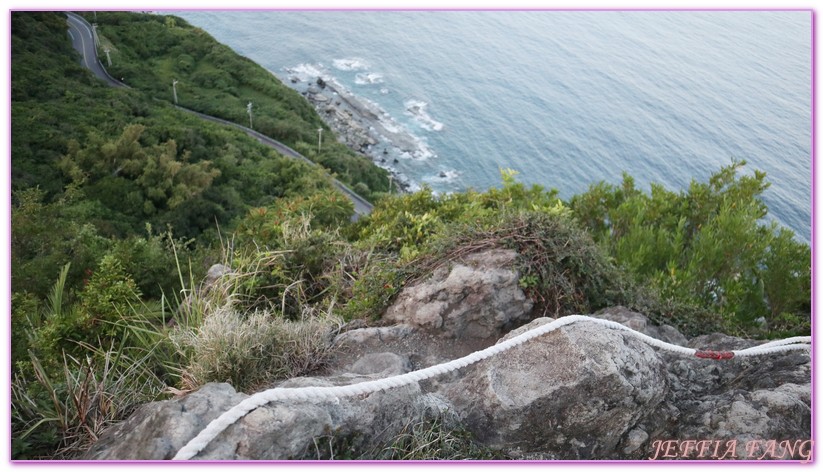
[172,315,810,460]
[733,337,812,357]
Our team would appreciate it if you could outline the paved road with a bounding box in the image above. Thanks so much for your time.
[66,13,126,88]
[65,12,373,219]
[175,107,375,217]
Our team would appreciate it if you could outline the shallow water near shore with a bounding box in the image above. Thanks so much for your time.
[174,10,811,242]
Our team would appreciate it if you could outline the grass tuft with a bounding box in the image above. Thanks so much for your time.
[12,343,166,459]
[172,306,341,393]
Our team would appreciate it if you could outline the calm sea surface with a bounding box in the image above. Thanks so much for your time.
[174,10,812,242]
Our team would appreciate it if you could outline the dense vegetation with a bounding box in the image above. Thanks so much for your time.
[10,12,357,458]
[10,11,810,461]
[83,11,390,198]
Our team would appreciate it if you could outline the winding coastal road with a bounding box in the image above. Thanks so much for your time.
[65,12,373,219]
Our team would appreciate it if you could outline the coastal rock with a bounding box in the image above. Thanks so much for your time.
[647,337,810,460]
[384,249,533,341]
[83,383,248,460]
[85,254,810,461]
[663,382,811,460]
[442,317,668,460]
[84,377,455,460]
[595,306,689,346]
[297,75,425,192]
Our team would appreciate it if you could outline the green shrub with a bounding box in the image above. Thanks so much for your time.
[230,196,354,317]
[30,256,143,370]
[569,160,810,335]
[11,346,167,459]
[11,187,112,299]
[354,169,566,255]
[339,254,404,321]
[106,226,195,300]
[11,292,40,371]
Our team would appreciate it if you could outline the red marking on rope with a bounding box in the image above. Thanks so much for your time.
[695,350,735,360]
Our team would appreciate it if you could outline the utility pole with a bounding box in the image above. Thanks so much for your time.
[317,128,323,152]
[247,102,253,129]
[92,23,99,48]
[104,47,111,66]
[172,79,179,104]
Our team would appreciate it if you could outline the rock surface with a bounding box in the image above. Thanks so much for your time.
[442,317,669,460]
[328,249,533,373]
[84,383,247,460]
[298,73,418,191]
[85,372,453,460]
[384,249,532,341]
[85,250,811,461]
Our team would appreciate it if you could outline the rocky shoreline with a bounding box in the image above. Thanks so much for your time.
[293,74,423,193]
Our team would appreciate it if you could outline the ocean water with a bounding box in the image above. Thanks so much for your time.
[174,10,812,242]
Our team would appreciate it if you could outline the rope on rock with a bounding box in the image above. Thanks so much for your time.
[172,314,810,460]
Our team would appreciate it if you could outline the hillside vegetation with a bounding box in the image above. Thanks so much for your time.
[10,11,810,460]
[82,11,390,199]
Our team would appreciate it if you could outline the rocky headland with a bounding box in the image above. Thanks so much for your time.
[295,74,426,193]
[84,249,811,461]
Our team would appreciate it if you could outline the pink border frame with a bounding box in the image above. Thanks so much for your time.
[6,7,816,467]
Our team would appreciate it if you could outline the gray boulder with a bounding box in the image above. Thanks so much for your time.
[441,317,669,459]
[327,249,534,374]
[642,333,811,460]
[384,249,533,341]
[83,383,247,460]
[595,306,689,346]
[84,373,455,460]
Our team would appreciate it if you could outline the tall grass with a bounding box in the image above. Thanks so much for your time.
[171,306,341,393]
[12,259,181,459]
[11,342,167,459]
[374,418,505,460]
[12,220,350,458]
[309,417,506,460]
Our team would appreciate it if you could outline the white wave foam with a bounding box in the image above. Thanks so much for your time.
[423,169,460,184]
[408,136,436,160]
[375,115,436,161]
[333,57,370,71]
[404,99,444,132]
[355,72,384,85]
[283,63,334,86]
[380,121,401,134]
[441,169,460,181]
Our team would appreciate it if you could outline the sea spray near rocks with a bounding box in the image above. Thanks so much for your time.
[355,72,384,85]
[332,57,370,71]
[404,99,444,132]
[423,169,461,186]
[286,63,444,192]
